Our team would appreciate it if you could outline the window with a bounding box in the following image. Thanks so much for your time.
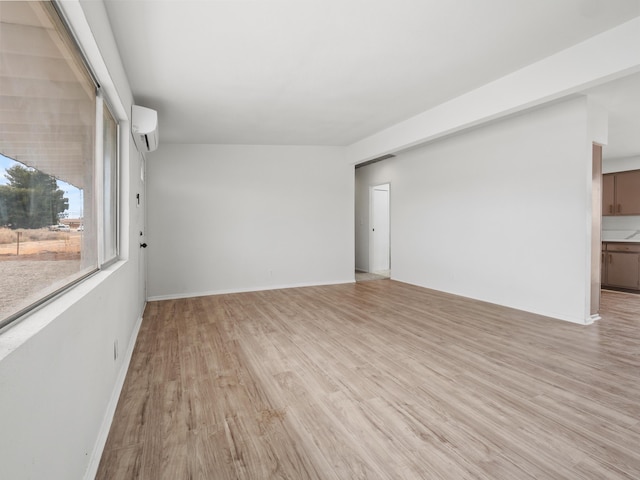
[102,102,118,265]
[0,1,118,330]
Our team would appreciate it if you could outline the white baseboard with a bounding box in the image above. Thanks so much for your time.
[147,279,355,302]
[84,308,145,480]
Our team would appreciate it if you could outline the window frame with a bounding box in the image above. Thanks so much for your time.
[100,95,120,268]
[0,0,121,332]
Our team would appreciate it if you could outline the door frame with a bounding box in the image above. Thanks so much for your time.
[369,182,391,274]
[591,143,602,320]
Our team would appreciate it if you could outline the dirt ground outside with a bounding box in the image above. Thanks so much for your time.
[0,231,82,256]
[0,232,83,321]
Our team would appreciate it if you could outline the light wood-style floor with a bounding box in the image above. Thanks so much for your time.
[97,281,640,479]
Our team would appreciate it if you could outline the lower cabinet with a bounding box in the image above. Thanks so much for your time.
[602,243,640,290]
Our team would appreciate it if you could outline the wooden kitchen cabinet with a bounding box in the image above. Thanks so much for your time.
[602,174,615,216]
[602,243,640,290]
[615,170,640,215]
[602,169,640,216]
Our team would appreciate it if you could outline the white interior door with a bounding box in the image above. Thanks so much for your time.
[371,184,390,273]
[137,154,147,312]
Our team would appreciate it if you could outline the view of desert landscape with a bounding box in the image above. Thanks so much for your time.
[0,228,82,319]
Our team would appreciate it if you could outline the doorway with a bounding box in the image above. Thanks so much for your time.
[138,153,147,313]
[591,143,602,320]
[370,183,390,277]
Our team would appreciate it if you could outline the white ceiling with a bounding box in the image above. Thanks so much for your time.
[103,0,640,156]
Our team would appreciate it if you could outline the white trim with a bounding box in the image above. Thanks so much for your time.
[55,1,129,122]
[95,93,106,265]
[83,308,145,480]
[147,280,356,302]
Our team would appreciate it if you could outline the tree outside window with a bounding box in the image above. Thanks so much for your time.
[0,164,69,229]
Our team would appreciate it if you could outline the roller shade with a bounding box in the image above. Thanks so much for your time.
[0,0,95,189]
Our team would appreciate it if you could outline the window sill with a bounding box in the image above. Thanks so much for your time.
[0,260,127,363]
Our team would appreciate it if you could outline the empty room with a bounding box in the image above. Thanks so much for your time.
[1,1,640,479]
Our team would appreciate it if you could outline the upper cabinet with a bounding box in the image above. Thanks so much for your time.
[602,169,640,216]
[602,174,615,216]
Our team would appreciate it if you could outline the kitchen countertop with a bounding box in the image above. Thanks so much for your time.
[602,230,640,243]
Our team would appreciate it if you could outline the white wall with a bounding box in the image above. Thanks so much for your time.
[603,154,640,173]
[0,2,146,479]
[147,144,354,299]
[356,98,596,323]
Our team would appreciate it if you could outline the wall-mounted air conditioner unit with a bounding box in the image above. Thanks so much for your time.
[131,105,159,153]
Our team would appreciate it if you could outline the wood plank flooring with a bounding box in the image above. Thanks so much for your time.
[96,281,640,479]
